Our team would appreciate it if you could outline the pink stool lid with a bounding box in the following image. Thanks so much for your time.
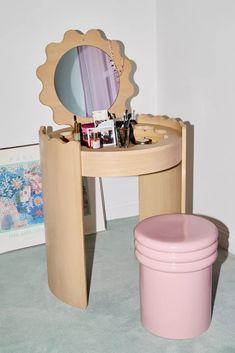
[134,214,218,253]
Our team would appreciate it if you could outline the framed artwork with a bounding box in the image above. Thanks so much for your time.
[0,144,105,254]
[0,144,44,253]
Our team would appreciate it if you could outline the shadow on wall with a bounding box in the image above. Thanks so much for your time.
[184,110,230,314]
[185,122,230,315]
[185,120,194,214]
[85,232,97,300]
[196,214,229,315]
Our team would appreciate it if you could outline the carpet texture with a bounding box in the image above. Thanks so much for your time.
[0,217,234,353]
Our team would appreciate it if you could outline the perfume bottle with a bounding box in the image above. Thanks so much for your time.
[90,132,101,149]
[73,115,82,142]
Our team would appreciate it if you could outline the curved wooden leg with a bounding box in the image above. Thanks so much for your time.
[139,163,182,221]
[40,128,87,308]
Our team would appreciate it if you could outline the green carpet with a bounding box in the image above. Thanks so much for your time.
[0,217,234,353]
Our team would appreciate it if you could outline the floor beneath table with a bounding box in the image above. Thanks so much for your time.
[0,217,234,353]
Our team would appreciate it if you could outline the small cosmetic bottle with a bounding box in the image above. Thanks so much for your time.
[90,133,101,149]
[73,115,81,142]
[74,123,82,142]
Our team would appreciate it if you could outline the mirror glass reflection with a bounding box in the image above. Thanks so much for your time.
[54,45,120,117]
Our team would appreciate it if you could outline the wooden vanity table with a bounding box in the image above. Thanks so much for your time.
[37,29,189,309]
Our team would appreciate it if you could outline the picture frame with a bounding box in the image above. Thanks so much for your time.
[0,144,105,254]
[0,144,45,253]
[87,125,116,147]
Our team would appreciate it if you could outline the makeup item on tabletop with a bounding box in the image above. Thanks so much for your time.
[92,109,109,127]
[73,115,81,142]
[117,126,127,147]
[59,125,72,142]
[81,123,95,147]
[115,109,132,147]
[98,109,137,147]
[109,112,119,147]
[73,115,78,131]
[124,111,134,147]
[129,122,136,145]
[59,135,70,143]
[92,110,116,147]
[123,110,132,128]
[129,110,137,144]
[90,132,101,149]
[136,137,152,145]
[87,126,115,147]
[60,131,73,141]
[133,123,158,144]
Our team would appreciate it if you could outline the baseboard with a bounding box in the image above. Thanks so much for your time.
[105,202,139,221]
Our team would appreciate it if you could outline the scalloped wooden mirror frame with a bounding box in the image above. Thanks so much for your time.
[36,29,137,126]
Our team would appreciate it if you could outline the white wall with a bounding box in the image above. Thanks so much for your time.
[0,0,157,221]
[155,0,235,253]
[1,0,234,254]
[0,0,157,147]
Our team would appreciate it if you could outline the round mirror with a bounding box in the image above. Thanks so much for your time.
[54,45,120,117]
[37,29,137,125]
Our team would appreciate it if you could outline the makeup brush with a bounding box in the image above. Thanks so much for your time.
[111,113,119,146]
[73,115,78,130]
[59,135,69,143]
[127,113,132,128]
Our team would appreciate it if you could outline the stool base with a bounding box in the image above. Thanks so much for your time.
[140,265,212,339]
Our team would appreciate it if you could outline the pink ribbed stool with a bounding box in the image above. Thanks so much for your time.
[134,214,218,339]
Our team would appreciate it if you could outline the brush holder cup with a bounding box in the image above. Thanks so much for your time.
[116,126,130,147]
[134,214,218,339]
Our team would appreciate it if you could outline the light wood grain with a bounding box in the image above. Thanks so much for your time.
[49,125,182,177]
[139,163,182,220]
[36,29,137,126]
[39,127,87,308]
[137,114,189,214]
[137,114,185,133]
[38,113,191,308]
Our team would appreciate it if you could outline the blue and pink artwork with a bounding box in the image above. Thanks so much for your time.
[0,144,45,253]
[0,160,44,233]
[0,144,103,253]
